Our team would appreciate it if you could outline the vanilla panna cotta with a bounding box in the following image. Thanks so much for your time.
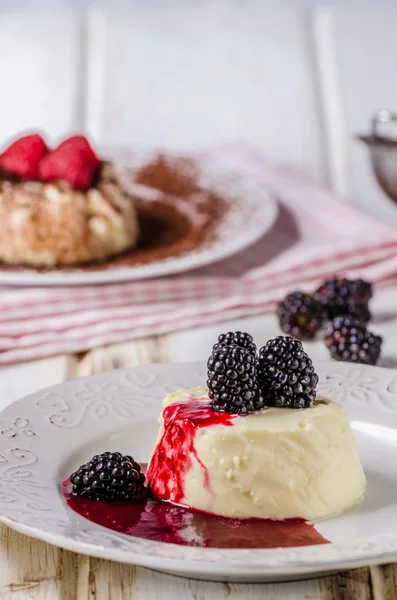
[147,334,367,522]
[146,387,366,521]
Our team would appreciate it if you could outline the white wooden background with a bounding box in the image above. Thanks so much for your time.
[0,4,397,219]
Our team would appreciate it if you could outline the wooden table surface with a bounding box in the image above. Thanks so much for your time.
[1,286,397,599]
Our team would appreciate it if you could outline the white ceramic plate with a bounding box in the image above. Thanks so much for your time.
[0,154,278,286]
[1,360,397,582]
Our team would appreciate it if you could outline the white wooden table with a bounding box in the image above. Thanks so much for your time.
[0,285,397,598]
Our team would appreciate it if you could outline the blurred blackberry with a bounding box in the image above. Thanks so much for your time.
[70,452,146,501]
[277,291,324,340]
[314,277,372,322]
[257,336,318,408]
[212,331,257,357]
[324,316,382,365]
[207,345,263,414]
[340,302,371,323]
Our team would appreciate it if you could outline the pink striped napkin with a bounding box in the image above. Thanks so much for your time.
[1,145,397,365]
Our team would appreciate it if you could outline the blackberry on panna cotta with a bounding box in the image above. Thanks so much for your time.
[324,316,382,365]
[212,331,257,356]
[70,452,145,501]
[277,291,324,340]
[207,345,264,414]
[258,336,318,408]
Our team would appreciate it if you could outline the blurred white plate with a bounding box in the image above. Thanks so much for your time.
[0,154,278,286]
[2,361,397,582]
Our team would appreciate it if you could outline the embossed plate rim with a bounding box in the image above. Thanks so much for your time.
[1,360,397,582]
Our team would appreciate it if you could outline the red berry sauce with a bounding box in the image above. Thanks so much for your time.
[63,399,329,549]
[146,399,235,504]
[63,481,328,548]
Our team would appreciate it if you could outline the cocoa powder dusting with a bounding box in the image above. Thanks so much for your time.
[0,154,228,272]
[135,154,200,197]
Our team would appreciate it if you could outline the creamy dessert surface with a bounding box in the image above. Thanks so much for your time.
[0,163,139,266]
[147,387,366,521]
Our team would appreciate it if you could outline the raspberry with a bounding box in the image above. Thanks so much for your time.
[39,147,96,190]
[57,135,100,168]
[0,133,47,179]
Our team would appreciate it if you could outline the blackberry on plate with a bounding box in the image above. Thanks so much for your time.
[314,277,372,322]
[212,331,257,357]
[324,316,382,365]
[207,345,263,414]
[70,452,145,501]
[277,291,324,340]
[257,336,318,408]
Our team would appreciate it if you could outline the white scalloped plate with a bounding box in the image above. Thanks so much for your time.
[0,153,278,286]
[1,360,397,582]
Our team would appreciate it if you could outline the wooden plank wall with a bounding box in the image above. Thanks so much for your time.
[0,4,397,217]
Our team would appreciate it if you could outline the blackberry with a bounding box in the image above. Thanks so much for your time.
[324,316,382,365]
[338,302,371,323]
[314,277,372,322]
[70,452,146,501]
[207,345,263,414]
[277,291,324,340]
[212,331,256,357]
[257,336,318,408]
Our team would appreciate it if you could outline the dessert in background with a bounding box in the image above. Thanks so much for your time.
[0,140,231,271]
[277,276,382,364]
[0,133,138,266]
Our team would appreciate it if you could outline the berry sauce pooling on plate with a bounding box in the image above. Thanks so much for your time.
[314,277,372,322]
[212,331,257,356]
[258,336,318,408]
[146,399,235,504]
[63,478,329,549]
[70,452,145,501]
[277,291,324,340]
[207,345,264,414]
[324,316,382,365]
